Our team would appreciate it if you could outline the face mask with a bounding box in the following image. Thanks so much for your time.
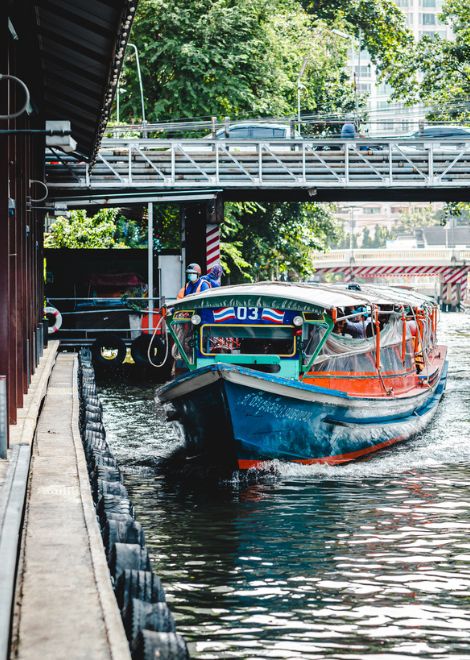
[187,273,197,282]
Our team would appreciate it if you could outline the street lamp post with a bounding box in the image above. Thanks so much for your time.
[296,55,309,128]
[127,42,147,133]
[347,206,359,282]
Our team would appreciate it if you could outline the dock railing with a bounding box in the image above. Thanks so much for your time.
[45,296,166,346]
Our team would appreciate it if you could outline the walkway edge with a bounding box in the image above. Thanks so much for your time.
[9,341,60,448]
[70,358,131,660]
[0,446,30,660]
[0,342,59,660]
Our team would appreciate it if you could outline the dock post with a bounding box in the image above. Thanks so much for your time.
[147,202,154,329]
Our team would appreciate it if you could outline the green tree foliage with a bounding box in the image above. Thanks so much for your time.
[395,206,443,234]
[45,209,119,249]
[389,0,470,118]
[361,226,372,248]
[302,0,413,87]
[221,201,341,282]
[118,0,357,122]
[372,223,391,248]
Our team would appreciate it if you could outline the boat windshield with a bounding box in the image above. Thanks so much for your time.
[201,325,296,357]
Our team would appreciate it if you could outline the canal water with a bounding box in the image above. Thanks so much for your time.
[98,314,470,659]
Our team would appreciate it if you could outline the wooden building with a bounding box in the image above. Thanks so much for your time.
[1,1,137,429]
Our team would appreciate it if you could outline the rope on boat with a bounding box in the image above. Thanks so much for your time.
[410,306,432,387]
[147,313,170,369]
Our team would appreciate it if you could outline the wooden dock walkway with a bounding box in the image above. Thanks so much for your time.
[1,352,130,660]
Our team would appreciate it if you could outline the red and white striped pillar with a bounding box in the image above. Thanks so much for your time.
[206,224,220,270]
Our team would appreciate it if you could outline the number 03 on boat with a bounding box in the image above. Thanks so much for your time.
[158,282,447,471]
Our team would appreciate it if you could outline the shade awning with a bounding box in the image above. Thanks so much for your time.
[172,281,435,313]
[32,0,137,160]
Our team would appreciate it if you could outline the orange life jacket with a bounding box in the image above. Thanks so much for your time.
[177,278,211,300]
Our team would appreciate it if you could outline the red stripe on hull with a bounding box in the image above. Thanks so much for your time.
[237,434,407,470]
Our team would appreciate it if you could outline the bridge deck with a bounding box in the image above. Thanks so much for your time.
[46,138,470,203]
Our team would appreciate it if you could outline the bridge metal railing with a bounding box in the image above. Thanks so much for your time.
[313,248,470,265]
[46,137,470,190]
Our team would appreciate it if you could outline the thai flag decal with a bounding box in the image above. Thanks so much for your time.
[261,308,285,324]
[213,307,236,322]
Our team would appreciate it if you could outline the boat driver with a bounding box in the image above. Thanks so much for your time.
[177,263,211,299]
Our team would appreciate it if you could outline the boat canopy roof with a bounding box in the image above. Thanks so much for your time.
[170,281,435,314]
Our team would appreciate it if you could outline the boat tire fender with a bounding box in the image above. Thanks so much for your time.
[131,630,189,660]
[115,569,166,612]
[103,519,145,560]
[131,334,164,367]
[91,335,126,367]
[125,599,176,642]
[96,479,128,501]
[97,494,134,526]
[109,543,151,581]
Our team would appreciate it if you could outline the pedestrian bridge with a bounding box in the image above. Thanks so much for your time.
[46,137,470,203]
[312,248,470,307]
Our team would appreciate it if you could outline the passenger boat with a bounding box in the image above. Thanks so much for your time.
[158,282,447,471]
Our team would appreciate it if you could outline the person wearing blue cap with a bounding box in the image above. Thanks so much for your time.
[201,263,223,288]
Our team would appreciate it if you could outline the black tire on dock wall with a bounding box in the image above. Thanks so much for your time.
[92,465,122,483]
[84,409,103,425]
[83,395,102,409]
[81,369,96,383]
[124,599,176,642]
[84,420,106,436]
[91,466,122,500]
[84,436,109,455]
[88,453,119,472]
[103,519,145,558]
[92,335,126,368]
[131,631,189,660]
[115,570,166,612]
[103,513,137,531]
[82,384,98,399]
[96,480,128,500]
[109,543,151,581]
[84,429,107,446]
[97,494,134,526]
[86,450,113,472]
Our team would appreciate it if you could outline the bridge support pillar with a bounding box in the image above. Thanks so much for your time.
[440,269,468,312]
[181,196,224,274]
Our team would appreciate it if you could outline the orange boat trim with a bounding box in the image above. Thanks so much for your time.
[237,434,407,470]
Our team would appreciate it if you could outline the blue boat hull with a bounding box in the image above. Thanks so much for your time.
[158,363,448,471]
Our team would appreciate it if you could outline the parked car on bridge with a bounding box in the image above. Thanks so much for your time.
[400,125,470,152]
[183,122,302,152]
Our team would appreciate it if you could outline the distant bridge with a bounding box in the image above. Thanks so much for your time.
[46,138,470,203]
[312,248,470,307]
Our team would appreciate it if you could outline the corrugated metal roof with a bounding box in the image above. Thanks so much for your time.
[33,0,137,160]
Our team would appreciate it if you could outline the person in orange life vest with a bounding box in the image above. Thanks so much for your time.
[177,263,211,299]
